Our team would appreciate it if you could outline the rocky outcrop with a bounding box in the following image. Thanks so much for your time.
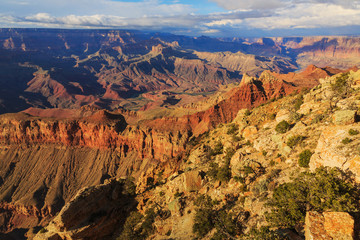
[310,125,360,182]
[34,180,136,240]
[0,111,189,159]
[332,110,357,125]
[305,211,355,240]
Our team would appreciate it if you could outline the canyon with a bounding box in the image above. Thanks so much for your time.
[0,29,359,239]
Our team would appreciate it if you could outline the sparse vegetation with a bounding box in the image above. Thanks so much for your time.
[298,149,313,168]
[244,109,251,116]
[244,226,285,240]
[192,195,242,239]
[269,113,276,120]
[293,95,304,111]
[266,167,360,229]
[227,123,239,135]
[275,120,290,134]
[311,114,325,124]
[209,141,223,156]
[122,177,137,196]
[349,129,359,135]
[39,228,48,234]
[117,207,157,240]
[286,135,305,148]
[331,72,350,96]
[342,137,353,144]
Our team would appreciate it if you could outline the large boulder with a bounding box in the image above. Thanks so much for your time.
[305,211,355,240]
[310,125,360,182]
[332,110,356,125]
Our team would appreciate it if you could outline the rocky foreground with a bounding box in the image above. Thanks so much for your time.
[0,68,359,239]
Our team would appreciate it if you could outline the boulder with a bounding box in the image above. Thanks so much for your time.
[310,125,360,182]
[305,211,355,240]
[183,171,203,192]
[332,110,356,125]
[275,109,292,123]
[242,126,258,141]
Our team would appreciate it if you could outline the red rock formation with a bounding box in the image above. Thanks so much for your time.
[144,65,332,135]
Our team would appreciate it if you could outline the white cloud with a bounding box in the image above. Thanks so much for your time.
[209,0,360,10]
[0,0,360,36]
[209,0,283,10]
[1,0,194,18]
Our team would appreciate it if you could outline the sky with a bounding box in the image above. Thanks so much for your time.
[1,0,360,37]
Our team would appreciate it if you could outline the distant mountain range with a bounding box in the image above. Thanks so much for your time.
[0,28,359,114]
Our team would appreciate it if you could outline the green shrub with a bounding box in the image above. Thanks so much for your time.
[266,167,360,229]
[122,177,137,196]
[227,123,239,135]
[39,228,48,234]
[117,211,143,240]
[232,135,243,142]
[269,113,276,120]
[244,140,253,146]
[342,137,353,144]
[275,120,290,134]
[286,135,305,148]
[244,226,285,240]
[298,149,313,168]
[253,179,269,195]
[293,95,304,111]
[217,163,231,182]
[349,129,359,136]
[117,207,157,240]
[192,195,242,239]
[209,141,223,156]
[207,160,232,182]
[224,148,235,162]
[311,114,325,124]
[244,109,251,116]
[331,72,349,95]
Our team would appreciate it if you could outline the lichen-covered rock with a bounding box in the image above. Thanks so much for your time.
[310,125,360,182]
[305,211,355,240]
[271,134,292,156]
[332,110,356,125]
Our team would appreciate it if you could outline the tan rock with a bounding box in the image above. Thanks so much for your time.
[33,232,61,240]
[271,134,292,156]
[310,125,360,182]
[276,109,292,123]
[183,171,203,192]
[332,110,356,125]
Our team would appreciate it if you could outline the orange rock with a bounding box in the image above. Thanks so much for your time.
[242,126,258,140]
[305,211,355,240]
[274,157,282,164]
[323,212,354,239]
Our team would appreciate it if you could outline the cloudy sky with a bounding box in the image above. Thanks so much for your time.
[1,0,360,37]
